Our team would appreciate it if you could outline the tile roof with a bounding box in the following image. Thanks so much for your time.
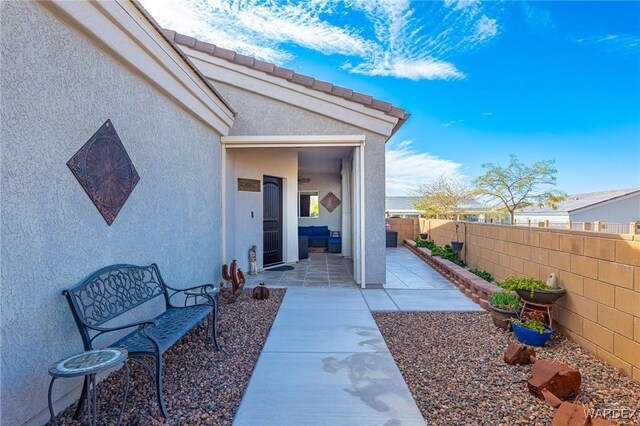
[163,30,409,121]
[519,188,640,214]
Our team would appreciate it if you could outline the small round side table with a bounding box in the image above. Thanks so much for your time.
[48,348,129,426]
[184,286,220,306]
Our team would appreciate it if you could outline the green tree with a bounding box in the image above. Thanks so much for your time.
[412,176,473,219]
[473,155,566,224]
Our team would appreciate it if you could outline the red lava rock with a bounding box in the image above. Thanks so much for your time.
[528,359,582,401]
[553,402,614,426]
[374,311,640,426]
[504,342,536,365]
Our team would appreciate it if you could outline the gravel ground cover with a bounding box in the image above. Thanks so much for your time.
[55,289,285,426]
[374,311,640,426]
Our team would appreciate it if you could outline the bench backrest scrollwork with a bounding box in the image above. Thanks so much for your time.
[63,264,169,348]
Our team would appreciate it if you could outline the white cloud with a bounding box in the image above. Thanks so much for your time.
[348,58,465,81]
[140,0,503,81]
[385,140,466,195]
[444,0,480,11]
[482,112,493,116]
[474,15,499,42]
[141,0,371,63]
[575,34,640,55]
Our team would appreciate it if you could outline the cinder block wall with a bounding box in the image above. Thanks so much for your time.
[424,219,640,381]
[387,218,420,246]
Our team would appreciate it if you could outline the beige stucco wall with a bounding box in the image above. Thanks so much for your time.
[1,2,224,424]
[422,219,640,382]
[214,82,388,284]
[225,148,299,271]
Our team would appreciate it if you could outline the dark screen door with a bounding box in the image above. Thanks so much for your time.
[263,175,283,266]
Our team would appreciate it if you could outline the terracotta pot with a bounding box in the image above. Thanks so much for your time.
[515,287,566,305]
[488,303,519,330]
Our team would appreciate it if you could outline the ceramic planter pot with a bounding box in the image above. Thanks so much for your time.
[488,303,519,330]
[515,287,566,304]
[450,241,464,252]
[419,233,428,240]
[512,321,553,347]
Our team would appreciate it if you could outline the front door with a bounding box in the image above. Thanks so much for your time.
[263,175,283,266]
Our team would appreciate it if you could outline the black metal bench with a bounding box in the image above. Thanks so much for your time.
[63,263,219,418]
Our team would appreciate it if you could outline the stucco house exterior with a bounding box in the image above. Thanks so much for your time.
[0,1,407,424]
[514,188,640,229]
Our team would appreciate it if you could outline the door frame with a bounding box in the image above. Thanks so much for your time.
[262,175,284,267]
[221,135,367,288]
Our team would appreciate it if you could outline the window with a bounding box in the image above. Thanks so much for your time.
[299,191,319,218]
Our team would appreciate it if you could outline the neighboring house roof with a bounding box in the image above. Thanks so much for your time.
[517,188,640,214]
[162,30,410,126]
[131,1,235,115]
[386,196,416,211]
[385,196,490,213]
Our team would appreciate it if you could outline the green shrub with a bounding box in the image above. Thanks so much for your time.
[415,239,437,250]
[511,312,547,333]
[431,244,466,267]
[499,276,549,297]
[490,291,521,311]
[470,268,493,282]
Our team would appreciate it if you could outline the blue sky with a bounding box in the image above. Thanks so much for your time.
[141,0,640,195]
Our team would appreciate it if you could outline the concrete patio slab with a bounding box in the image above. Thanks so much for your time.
[385,289,483,312]
[280,287,369,310]
[263,309,387,353]
[360,289,399,311]
[234,352,424,426]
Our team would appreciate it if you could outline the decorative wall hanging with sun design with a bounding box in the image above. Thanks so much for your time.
[320,191,341,213]
[67,120,140,225]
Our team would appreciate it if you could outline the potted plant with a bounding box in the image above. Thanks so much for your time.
[419,233,428,240]
[488,291,521,330]
[511,312,553,347]
[450,222,464,252]
[500,276,565,304]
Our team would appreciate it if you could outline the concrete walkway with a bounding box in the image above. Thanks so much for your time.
[233,288,425,426]
[365,247,483,312]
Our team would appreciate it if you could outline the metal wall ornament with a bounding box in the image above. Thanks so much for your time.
[320,191,341,213]
[67,120,140,225]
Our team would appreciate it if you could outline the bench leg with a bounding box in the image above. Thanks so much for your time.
[211,297,220,350]
[155,354,168,418]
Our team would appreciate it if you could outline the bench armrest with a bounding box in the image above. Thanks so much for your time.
[164,283,214,293]
[165,283,216,308]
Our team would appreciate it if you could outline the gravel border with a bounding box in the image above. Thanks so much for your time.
[374,311,640,426]
[55,289,285,425]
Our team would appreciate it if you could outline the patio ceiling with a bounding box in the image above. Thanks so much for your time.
[298,146,353,173]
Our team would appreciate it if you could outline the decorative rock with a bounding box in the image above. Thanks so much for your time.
[553,402,614,426]
[504,342,536,365]
[528,359,581,401]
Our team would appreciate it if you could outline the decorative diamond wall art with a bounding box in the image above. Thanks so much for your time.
[67,120,140,225]
[320,192,341,213]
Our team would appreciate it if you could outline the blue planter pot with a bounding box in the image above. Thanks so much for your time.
[511,322,553,347]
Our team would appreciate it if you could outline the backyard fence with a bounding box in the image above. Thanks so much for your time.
[514,219,640,236]
[385,217,640,382]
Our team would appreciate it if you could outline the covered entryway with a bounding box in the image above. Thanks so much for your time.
[221,135,366,287]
